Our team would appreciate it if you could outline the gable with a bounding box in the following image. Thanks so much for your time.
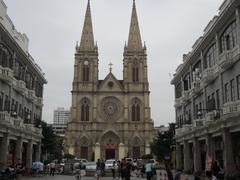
[98,73,124,92]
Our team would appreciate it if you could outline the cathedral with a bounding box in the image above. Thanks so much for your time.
[64,0,154,161]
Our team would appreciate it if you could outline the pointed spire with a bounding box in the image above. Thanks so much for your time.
[127,0,143,51]
[79,0,95,51]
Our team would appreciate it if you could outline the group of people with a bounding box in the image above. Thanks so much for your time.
[95,158,155,180]
[1,158,25,180]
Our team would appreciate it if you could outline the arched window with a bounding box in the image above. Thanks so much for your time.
[80,98,90,121]
[82,66,90,82]
[204,44,217,69]
[220,21,237,53]
[132,62,139,82]
[132,98,141,121]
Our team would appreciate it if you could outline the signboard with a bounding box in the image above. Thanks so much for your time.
[205,153,212,171]
[5,154,13,167]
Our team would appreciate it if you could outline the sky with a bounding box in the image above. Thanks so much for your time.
[4,0,224,126]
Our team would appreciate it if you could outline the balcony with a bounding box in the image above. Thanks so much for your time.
[35,97,43,107]
[0,111,11,124]
[202,65,219,84]
[190,80,202,96]
[193,118,205,127]
[0,66,14,83]
[222,100,240,115]
[174,98,182,108]
[175,124,192,135]
[180,91,191,104]
[219,46,240,70]
[26,90,36,101]
[13,80,27,94]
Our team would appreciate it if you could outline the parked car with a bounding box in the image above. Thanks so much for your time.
[105,159,116,170]
[85,162,96,172]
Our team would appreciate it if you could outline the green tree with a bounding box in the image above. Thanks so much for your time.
[151,123,175,163]
[41,121,63,161]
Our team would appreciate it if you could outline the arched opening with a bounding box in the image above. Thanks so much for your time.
[132,137,141,159]
[100,131,120,160]
[80,98,90,121]
[131,98,141,121]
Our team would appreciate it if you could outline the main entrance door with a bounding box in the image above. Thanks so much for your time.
[105,148,115,159]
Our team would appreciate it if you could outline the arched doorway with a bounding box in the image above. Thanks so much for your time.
[132,137,141,159]
[100,131,120,160]
[75,137,89,159]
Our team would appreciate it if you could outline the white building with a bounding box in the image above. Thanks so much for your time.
[53,107,69,125]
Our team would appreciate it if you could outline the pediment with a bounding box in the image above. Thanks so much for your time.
[98,72,124,92]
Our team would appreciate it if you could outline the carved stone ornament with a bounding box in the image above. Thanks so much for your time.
[98,96,123,121]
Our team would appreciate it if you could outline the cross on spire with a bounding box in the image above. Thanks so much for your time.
[109,62,113,72]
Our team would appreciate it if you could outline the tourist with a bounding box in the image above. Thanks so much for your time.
[101,159,105,176]
[49,161,56,176]
[96,159,102,180]
[112,161,116,179]
[15,159,24,180]
[145,160,153,180]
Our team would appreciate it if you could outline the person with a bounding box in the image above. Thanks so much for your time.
[96,159,102,180]
[49,161,56,176]
[15,159,24,180]
[112,161,116,179]
[166,168,173,180]
[74,162,81,180]
[117,160,121,179]
[145,160,153,180]
[174,169,182,180]
[206,171,217,180]
[194,171,201,180]
[101,159,105,176]
[125,161,132,180]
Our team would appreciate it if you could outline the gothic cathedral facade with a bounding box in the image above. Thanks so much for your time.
[64,0,154,161]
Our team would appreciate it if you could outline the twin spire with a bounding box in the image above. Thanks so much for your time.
[79,0,143,52]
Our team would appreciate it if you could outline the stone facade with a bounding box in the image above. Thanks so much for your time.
[64,0,154,161]
[171,0,240,175]
[0,0,47,170]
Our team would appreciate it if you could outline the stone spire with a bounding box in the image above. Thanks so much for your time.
[79,0,95,51]
[127,0,143,51]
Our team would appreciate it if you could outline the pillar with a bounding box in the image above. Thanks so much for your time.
[15,136,23,163]
[94,143,100,162]
[35,142,41,162]
[193,137,201,172]
[222,128,234,174]
[119,143,125,160]
[183,140,191,172]
[176,142,183,170]
[236,7,240,44]
[145,143,150,155]
[26,140,33,169]
[0,133,9,169]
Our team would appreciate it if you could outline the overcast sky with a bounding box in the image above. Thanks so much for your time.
[4,0,223,126]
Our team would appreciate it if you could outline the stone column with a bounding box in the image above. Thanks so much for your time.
[119,143,125,160]
[15,136,23,163]
[183,140,191,172]
[176,142,183,170]
[145,143,150,155]
[35,142,41,162]
[222,128,234,174]
[94,143,100,162]
[236,7,240,44]
[26,140,33,170]
[193,137,201,172]
[0,133,9,169]
[206,134,213,157]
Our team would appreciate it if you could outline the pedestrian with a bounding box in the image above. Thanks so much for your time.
[101,159,105,176]
[145,160,153,180]
[125,161,132,180]
[206,171,217,180]
[96,159,102,180]
[15,159,24,180]
[112,161,116,179]
[50,161,56,176]
[166,168,173,180]
[117,160,121,179]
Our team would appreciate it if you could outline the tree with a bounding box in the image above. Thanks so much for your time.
[151,123,175,163]
[41,121,63,161]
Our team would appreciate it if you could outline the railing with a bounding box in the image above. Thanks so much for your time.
[174,98,182,108]
[0,66,14,83]
[35,97,43,107]
[202,65,219,84]
[222,100,240,115]
[0,111,10,122]
[175,124,192,135]
[27,90,36,101]
[190,80,202,96]
[219,46,240,70]
[180,91,191,104]
[193,118,205,127]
